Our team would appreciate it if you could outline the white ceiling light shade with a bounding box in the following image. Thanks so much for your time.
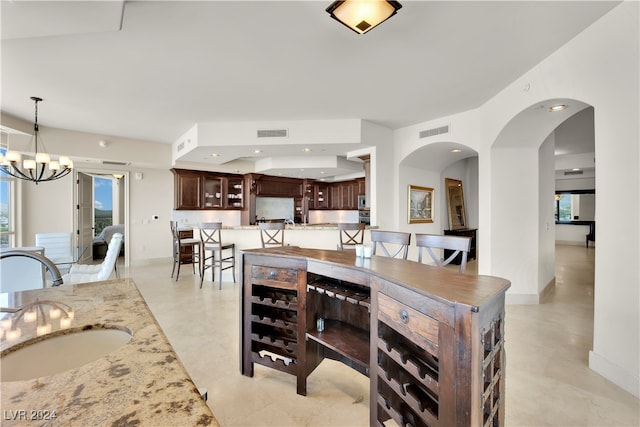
[326,0,402,34]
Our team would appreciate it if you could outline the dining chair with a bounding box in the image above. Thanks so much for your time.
[63,233,123,284]
[0,247,46,292]
[370,230,411,260]
[259,222,285,248]
[199,222,236,289]
[35,232,73,272]
[170,221,201,281]
[337,222,365,250]
[415,233,472,273]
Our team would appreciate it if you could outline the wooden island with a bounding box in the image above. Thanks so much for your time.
[240,246,510,427]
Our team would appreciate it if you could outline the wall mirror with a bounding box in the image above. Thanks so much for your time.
[555,190,595,223]
[445,178,467,230]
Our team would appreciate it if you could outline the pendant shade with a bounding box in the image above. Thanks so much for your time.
[326,0,402,34]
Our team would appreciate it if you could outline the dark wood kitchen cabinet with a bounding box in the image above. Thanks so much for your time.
[171,168,244,210]
[255,175,304,198]
[173,169,203,210]
[240,247,510,426]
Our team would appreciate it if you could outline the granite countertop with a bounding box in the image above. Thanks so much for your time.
[0,279,218,426]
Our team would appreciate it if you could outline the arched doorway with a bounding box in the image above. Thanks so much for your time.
[489,98,592,303]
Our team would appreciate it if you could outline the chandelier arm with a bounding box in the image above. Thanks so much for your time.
[2,164,33,181]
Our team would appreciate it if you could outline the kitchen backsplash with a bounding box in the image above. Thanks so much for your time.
[171,209,359,227]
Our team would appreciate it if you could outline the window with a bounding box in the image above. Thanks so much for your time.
[555,194,572,222]
[0,148,15,248]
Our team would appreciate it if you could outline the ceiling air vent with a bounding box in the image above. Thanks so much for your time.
[102,160,130,166]
[257,129,288,138]
[419,125,449,139]
[177,141,185,152]
[564,170,584,176]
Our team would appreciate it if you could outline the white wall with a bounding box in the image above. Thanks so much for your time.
[538,134,556,294]
[397,165,441,261]
[392,1,638,396]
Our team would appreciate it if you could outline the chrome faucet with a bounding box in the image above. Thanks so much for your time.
[0,250,64,286]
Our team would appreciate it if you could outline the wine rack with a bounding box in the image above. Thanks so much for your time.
[376,292,441,427]
[250,284,299,374]
[481,317,504,427]
[242,258,308,394]
[240,247,510,424]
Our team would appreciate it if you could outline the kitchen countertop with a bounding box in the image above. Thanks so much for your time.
[0,279,218,426]
[181,223,374,230]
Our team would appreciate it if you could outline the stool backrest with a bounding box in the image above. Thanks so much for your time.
[199,222,223,246]
[370,230,411,259]
[415,233,472,273]
[259,222,285,248]
[338,223,365,250]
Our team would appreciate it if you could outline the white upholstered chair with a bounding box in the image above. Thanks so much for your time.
[62,233,123,284]
[0,247,46,292]
[35,232,73,272]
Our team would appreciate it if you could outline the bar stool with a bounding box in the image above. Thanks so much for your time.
[337,223,365,250]
[199,222,236,289]
[259,222,285,248]
[170,221,201,281]
[370,230,411,260]
[415,233,472,273]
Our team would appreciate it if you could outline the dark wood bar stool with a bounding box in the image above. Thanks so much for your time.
[415,233,472,273]
[370,230,411,259]
[199,222,236,289]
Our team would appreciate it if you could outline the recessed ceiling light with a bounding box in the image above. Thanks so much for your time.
[300,168,304,171]
[253,149,262,154]
[572,168,582,171]
[451,149,462,153]
[549,104,568,112]
[211,153,219,157]
[320,171,325,174]
[303,148,312,152]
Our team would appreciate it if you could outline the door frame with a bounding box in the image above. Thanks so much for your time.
[73,168,130,267]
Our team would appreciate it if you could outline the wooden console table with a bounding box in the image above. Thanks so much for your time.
[240,247,510,426]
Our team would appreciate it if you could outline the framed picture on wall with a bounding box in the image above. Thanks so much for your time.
[408,185,434,223]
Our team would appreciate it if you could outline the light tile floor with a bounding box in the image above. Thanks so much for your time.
[125,245,639,426]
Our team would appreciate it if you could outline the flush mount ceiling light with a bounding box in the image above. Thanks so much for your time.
[0,97,73,184]
[326,0,402,34]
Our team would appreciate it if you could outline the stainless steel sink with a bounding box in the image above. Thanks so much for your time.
[1,327,132,382]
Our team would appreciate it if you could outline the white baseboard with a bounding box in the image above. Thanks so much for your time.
[589,350,640,398]
[130,257,172,267]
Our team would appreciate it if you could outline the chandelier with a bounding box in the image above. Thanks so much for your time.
[0,97,73,184]
[1,299,74,341]
[326,0,402,34]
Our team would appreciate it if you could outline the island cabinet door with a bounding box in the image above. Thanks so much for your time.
[370,276,506,427]
[240,253,308,395]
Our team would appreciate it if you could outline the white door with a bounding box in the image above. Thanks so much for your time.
[76,172,94,263]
